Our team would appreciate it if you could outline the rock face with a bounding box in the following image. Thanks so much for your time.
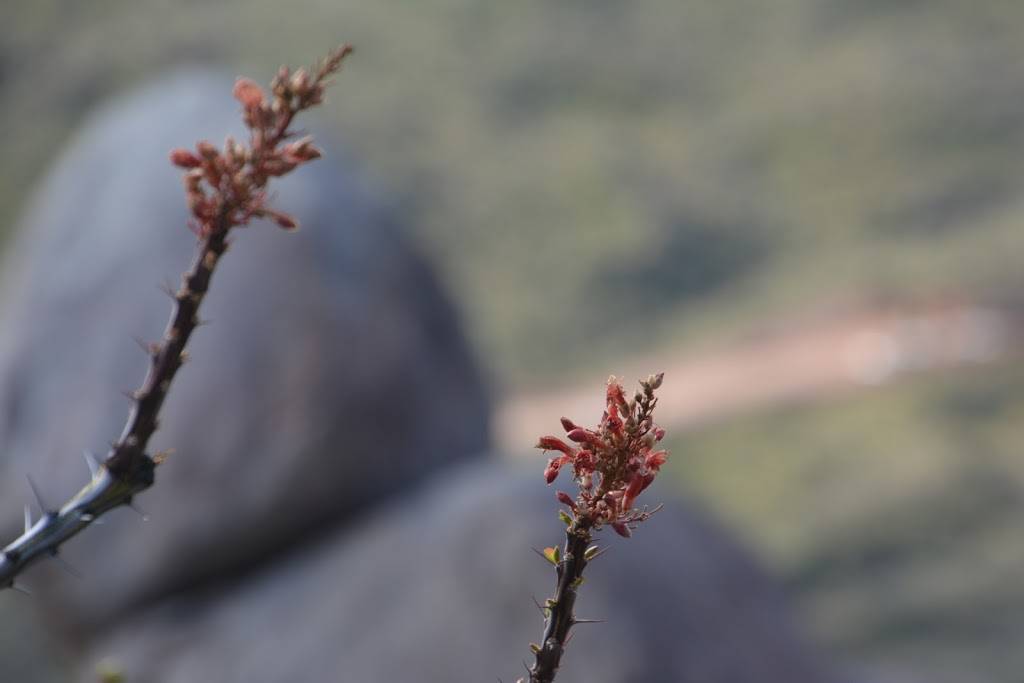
[80,462,840,683]
[0,70,857,682]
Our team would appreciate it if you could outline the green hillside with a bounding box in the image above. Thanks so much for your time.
[673,359,1024,680]
[4,1,1024,385]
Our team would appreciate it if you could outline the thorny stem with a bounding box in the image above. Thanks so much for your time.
[529,523,593,683]
[0,45,351,591]
[108,228,227,478]
[526,374,668,682]
[0,222,230,591]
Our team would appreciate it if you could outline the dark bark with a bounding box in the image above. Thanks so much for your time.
[529,525,592,683]
[0,226,229,589]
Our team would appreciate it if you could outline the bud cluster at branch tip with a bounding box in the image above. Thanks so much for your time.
[536,373,668,538]
[169,45,352,237]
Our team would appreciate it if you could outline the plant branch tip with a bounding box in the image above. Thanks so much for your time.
[525,373,669,682]
[537,374,669,536]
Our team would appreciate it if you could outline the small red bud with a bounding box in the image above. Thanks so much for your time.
[565,428,602,448]
[623,474,644,510]
[606,380,628,411]
[555,491,577,511]
[184,169,203,192]
[262,158,298,177]
[290,68,311,94]
[565,430,589,446]
[274,215,298,230]
[282,137,323,163]
[645,450,668,469]
[544,460,560,484]
[233,77,266,109]
[196,140,219,160]
[611,521,632,538]
[559,417,578,433]
[169,148,202,168]
[264,209,298,230]
[536,436,573,454]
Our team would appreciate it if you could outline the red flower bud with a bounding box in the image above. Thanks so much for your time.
[282,136,323,163]
[264,209,298,230]
[645,450,668,470]
[544,459,561,484]
[536,436,573,455]
[233,77,266,109]
[169,148,202,168]
[262,158,299,177]
[196,140,220,160]
[623,474,644,511]
[559,417,578,433]
[290,68,311,94]
[566,428,601,446]
[605,404,623,435]
[606,379,628,412]
[654,427,666,441]
[573,449,594,474]
[611,521,632,538]
[555,491,577,511]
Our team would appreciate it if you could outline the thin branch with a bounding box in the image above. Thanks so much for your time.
[0,203,231,590]
[523,374,669,682]
[0,44,352,591]
[528,524,592,683]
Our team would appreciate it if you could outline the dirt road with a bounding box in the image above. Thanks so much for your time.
[496,304,1019,453]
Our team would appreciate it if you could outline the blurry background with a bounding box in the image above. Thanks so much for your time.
[2,1,1024,681]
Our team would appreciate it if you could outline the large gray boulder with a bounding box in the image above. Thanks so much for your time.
[76,460,844,683]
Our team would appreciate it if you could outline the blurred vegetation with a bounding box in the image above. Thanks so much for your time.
[3,1,1024,682]
[672,359,1024,681]
[4,0,1024,388]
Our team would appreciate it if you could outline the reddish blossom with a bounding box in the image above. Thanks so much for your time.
[169,148,202,168]
[536,436,574,455]
[196,140,219,160]
[543,460,561,484]
[622,474,644,511]
[556,491,577,510]
[171,46,353,239]
[605,403,624,436]
[566,428,602,447]
[606,381,628,413]
[645,450,668,469]
[538,374,669,538]
[232,77,266,109]
[264,208,299,231]
[281,136,324,163]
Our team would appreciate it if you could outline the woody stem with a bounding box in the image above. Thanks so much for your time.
[529,524,592,683]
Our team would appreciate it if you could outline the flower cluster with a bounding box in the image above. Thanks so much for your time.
[537,373,668,538]
[169,45,352,237]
